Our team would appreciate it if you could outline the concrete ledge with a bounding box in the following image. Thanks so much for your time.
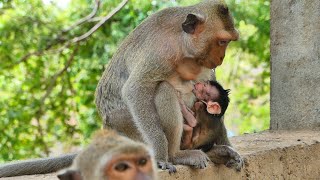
[2,131,320,180]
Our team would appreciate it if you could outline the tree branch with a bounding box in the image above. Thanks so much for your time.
[62,0,101,33]
[53,0,128,54]
[34,44,79,156]
[13,0,103,67]
[40,45,79,104]
[70,0,128,44]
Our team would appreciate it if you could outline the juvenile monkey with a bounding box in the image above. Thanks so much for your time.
[167,77,242,171]
[0,0,240,176]
[57,129,157,180]
[179,80,230,150]
[178,80,242,171]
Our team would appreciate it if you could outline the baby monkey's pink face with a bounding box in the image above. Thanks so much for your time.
[193,82,220,101]
[193,82,222,115]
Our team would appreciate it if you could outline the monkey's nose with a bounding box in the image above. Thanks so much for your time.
[231,29,239,41]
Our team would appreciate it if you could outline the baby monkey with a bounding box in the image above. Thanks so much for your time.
[58,129,157,180]
[180,80,230,150]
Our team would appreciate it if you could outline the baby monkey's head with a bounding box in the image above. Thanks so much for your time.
[193,80,230,117]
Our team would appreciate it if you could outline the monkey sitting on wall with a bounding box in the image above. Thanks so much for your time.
[180,80,230,150]
[57,129,157,180]
[0,0,241,176]
[96,0,240,172]
[177,80,243,171]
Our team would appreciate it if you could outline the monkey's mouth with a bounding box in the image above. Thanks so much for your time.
[210,64,217,69]
[205,60,217,69]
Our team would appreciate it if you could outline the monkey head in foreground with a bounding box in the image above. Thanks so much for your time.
[58,129,157,180]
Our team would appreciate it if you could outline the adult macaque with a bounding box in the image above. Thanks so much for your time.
[0,0,239,176]
[57,129,157,180]
[96,0,239,172]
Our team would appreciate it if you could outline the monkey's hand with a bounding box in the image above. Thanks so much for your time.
[206,145,244,171]
[180,100,197,127]
[157,161,177,174]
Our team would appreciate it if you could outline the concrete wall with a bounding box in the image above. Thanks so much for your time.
[3,131,320,180]
[270,0,320,130]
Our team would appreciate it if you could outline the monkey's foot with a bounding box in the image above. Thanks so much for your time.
[172,150,210,169]
[207,145,244,171]
[225,154,244,172]
[157,161,177,174]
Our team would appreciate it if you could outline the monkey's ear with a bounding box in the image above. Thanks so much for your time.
[57,170,82,180]
[182,14,204,34]
[206,101,221,115]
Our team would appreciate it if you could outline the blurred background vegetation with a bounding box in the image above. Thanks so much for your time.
[0,0,270,162]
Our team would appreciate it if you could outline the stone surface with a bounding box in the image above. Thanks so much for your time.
[270,0,320,130]
[2,131,320,179]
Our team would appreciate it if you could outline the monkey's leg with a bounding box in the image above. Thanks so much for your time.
[207,118,244,171]
[180,101,197,127]
[105,108,143,142]
[155,82,209,170]
[122,78,173,172]
[206,145,243,171]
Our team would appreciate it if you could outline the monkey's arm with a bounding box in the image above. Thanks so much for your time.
[179,99,197,128]
[121,61,175,170]
[0,153,76,177]
[155,81,209,170]
[214,119,231,146]
[180,124,194,150]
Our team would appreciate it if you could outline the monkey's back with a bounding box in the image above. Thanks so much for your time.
[192,107,225,149]
[95,6,192,119]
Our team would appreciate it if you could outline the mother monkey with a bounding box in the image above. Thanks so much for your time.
[95,0,239,172]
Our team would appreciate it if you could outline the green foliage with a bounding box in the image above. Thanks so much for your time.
[0,0,270,161]
[218,0,270,134]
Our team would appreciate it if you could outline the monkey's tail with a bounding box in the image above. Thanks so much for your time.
[0,153,77,177]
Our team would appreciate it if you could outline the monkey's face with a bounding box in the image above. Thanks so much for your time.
[193,82,223,115]
[182,2,239,69]
[193,81,230,116]
[106,153,155,180]
[202,4,239,69]
[193,82,220,102]
[205,29,239,69]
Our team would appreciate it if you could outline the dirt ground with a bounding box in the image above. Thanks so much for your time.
[2,130,320,180]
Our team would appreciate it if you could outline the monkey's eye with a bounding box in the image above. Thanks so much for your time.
[218,40,230,46]
[137,157,148,166]
[114,162,130,172]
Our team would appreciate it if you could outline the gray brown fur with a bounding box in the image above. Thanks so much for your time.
[0,0,240,177]
[95,0,238,171]
[169,77,243,171]
[57,130,157,180]
[191,100,243,171]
